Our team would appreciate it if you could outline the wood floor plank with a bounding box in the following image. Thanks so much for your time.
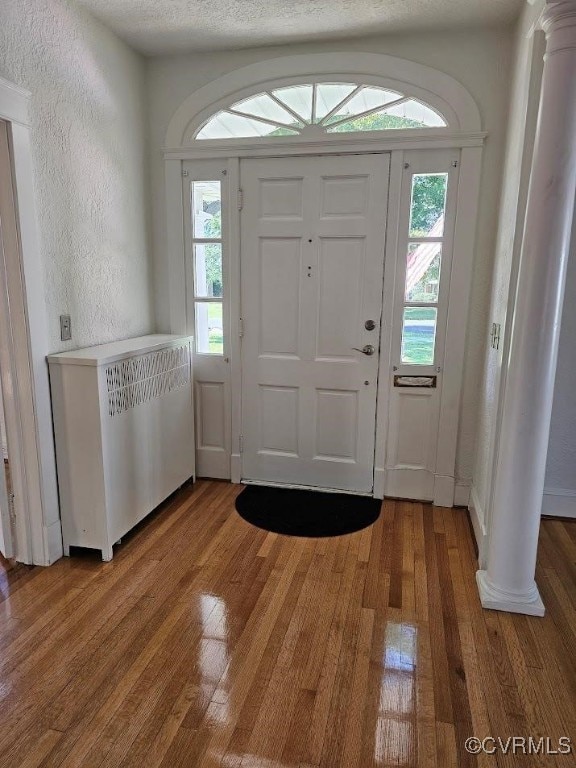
[434,531,477,767]
[340,606,375,768]
[423,512,454,726]
[0,482,574,768]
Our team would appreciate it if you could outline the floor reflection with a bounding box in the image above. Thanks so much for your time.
[375,621,418,766]
[198,593,230,723]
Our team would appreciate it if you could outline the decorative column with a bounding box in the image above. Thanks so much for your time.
[477,0,576,616]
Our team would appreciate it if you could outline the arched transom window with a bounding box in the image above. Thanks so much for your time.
[196,82,447,140]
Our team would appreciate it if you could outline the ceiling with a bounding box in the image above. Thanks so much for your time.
[78,0,524,56]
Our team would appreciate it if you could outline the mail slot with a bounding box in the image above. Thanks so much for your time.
[394,375,437,388]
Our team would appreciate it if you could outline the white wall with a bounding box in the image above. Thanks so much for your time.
[0,0,154,353]
[470,1,545,550]
[148,27,513,489]
[544,194,576,517]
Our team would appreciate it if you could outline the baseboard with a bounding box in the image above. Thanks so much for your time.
[454,483,471,507]
[42,520,63,565]
[384,467,434,502]
[476,570,545,617]
[433,474,455,507]
[374,470,468,507]
[231,453,241,484]
[469,485,487,567]
[542,487,576,519]
[373,468,385,499]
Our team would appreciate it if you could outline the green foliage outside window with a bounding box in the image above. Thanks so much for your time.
[409,174,447,236]
[328,113,425,131]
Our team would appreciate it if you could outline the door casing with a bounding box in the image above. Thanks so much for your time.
[170,142,483,505]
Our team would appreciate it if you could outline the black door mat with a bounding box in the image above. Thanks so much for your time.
[235,484,381,538]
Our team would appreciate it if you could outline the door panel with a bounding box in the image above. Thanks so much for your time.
[260,178,303,218]
[316,237,364,358]
[315,389,358,461]
[196,382,226,450]
[320,175,368,217]
[385,150,460,500]
[259,386,299,456]
[259,239,302,356]
[240,154,389,492]
[183,160,231,478]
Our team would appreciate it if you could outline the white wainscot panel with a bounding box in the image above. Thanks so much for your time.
[316,237,364,358]
[259,385,299,456]
[315,389,358,462]
[320,175,369,217]
[389,389,435,469]
[260,238,301,356]
[259,177,303,219]
[197,381,225,449]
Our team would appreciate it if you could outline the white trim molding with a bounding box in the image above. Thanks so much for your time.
[0,76,30,126]
[163,131,487,161]
[476,569,545,617]
[0,76,61,565]
[454,483,471,507]
[468,485,488,567]
[542,486,576,517]
[165,52,482,151]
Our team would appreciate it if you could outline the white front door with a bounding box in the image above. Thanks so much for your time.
[240,154,389,493]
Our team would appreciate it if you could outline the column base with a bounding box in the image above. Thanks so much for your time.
[476,570,545,617]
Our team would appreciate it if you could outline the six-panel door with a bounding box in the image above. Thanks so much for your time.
[240,155,389,492]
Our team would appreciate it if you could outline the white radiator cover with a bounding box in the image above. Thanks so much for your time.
[48,334,195,560]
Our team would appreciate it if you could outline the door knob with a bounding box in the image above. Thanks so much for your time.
[352,344,375,356]
[364,320,376,331]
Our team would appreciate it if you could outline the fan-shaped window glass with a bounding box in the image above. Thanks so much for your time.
[314,83,357,122]
[324,86,402,126]
[233,94,300,126]
[271,85,314,122]
[195,83,448,140]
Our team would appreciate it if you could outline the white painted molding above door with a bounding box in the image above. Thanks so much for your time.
[165,52,482,150]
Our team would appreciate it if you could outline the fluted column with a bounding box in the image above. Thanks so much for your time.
[477,0,576,616]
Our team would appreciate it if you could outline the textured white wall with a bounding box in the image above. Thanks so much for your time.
[546,196,576,498]
[147,27,513,488]
[471,1,545,528]
[0,0,154,353]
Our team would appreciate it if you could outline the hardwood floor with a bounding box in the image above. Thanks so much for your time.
[0,480,575,767]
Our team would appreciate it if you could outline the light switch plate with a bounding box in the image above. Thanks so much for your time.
[60,314,72,341]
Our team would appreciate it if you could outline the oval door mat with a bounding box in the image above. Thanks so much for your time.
[235,484,381,538]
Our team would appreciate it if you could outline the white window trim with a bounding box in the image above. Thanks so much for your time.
[165,52,482,151]
[194,81,447,141]
[163,53,484,506]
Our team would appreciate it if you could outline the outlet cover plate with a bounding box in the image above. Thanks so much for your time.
[60,314,72,341]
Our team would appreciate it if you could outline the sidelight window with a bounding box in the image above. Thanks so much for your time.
[400,173,448,365]
[190,181,224,354]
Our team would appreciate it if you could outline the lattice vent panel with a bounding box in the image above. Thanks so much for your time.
[105,344,190,417]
